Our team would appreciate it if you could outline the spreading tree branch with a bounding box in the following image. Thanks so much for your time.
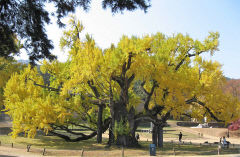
[112,52,133,86]
[175,49,204,71]
[111,75,123,87]
[87,80,100,98]
[182,113,192,118]
[185,97,224,122]
[126,52,133,70]
[151,105,165,117]
[143,80,158,111]
[54,124,95,136]
[49,118,111,142]
[33,82,60,92]
[128,74,135,86]
[160,109,172,123]
[69,123,96,132]
[140,81,149,95]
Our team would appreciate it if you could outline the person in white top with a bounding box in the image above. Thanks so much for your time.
[222,136,228,147]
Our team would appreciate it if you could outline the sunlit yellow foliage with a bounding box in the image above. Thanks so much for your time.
[0,58,25,109]
[4,65,72,138]
[4,16,239,139]
[61,24,238,124]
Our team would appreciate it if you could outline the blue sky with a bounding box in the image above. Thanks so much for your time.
[16,0,240,78]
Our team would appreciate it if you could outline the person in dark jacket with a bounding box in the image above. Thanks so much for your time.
[136,133,140,141]
[179,132,183,142]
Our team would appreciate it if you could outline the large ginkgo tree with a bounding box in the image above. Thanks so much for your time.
[4,17,240,147]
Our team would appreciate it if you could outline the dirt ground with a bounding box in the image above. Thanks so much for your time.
[1,123,240,157]
[175,125,240,145]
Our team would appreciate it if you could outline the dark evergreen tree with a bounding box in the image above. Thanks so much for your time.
[0,0,151,65]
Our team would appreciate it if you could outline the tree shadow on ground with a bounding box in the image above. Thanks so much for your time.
[13,135,240,156]
[17,135,110,150]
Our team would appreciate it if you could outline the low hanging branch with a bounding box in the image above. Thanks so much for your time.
[49,118,111,142]
[53,124,96,136]
[70,122,96,132]
[196,100,224,122]
[185,97,224,122]
[49,130,98,142]
[182,113,192,118]
[134,113,157,124]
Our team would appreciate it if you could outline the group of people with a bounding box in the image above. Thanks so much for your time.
[179,132,230,148]
[220,136,230,148]
[136,131,230,148]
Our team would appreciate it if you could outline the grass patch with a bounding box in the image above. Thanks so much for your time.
[0,135,239,156]
[0,134,109,150]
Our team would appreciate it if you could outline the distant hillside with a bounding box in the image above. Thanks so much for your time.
[224,78,240,99]
[225,76,240,80]
[225,77,232,80]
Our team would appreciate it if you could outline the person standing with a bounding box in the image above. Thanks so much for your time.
[179,132,183,142]
[136,133,140,141]
[222,136,227,147]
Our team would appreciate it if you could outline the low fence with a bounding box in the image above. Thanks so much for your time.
[0,139,240,156]
[167,140,240,149]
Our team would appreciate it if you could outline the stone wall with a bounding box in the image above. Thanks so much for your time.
[177,121,228,128]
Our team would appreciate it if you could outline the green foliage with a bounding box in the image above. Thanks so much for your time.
[114,118,131,138]
[102,0,151,13]
[0,25,21,59]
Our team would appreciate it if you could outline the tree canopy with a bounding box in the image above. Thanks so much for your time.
[3,18,240,147]
[0,57,25,110]
[0,0,151,64]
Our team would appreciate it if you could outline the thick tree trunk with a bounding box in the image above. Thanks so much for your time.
[152,125,157,146]
[112,102,138,147]
[108,120,114,145]
[108,94,115,146]
[152,124,164,147]
[110,59,137,147]
[97,105,103,143]
[115,119,138,147]
[157,126,163,148]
